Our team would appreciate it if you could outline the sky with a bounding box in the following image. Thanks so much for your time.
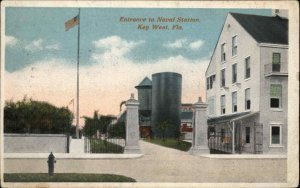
[4,7,271,125]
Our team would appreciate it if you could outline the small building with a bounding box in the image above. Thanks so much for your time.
[206,11,288,154]
[180,103,193,140]
[135,77,152,138]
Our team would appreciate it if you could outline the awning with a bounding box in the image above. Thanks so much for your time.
[230,111,260,122]
[207,111,251,125]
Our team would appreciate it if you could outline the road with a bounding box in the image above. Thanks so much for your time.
[4,140,286,183]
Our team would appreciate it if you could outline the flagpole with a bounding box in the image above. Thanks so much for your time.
[76,8,81,139]
[73,100,75,121]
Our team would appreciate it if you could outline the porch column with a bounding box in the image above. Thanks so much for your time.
[232,121,235,154]
[189,97,210,154]
[124,93,141,154]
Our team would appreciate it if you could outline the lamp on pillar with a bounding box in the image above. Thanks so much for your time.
[189,96,210,155]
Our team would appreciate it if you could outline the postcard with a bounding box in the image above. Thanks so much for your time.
[1,1,299,187]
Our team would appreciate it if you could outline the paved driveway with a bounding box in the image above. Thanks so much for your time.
[4,140,287,183]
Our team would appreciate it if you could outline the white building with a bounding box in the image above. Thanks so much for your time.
[205,12,288,154]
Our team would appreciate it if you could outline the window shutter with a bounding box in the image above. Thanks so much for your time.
[270,85,282,97]
[272,53,281,64]
[245,89,250,100]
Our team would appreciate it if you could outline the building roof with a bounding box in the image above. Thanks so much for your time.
[207,111,251,125]
[135,77,152,88]
[230,13,288,44]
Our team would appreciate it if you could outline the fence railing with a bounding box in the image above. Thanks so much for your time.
[264,63,288,75]
[84,137,125,153]
[208,132,232,154]
[84,124,125,154]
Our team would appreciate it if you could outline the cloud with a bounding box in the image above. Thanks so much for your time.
[25,39,44,52]
[164,38,187,49]
[25,38,60,52]
[189,40,204,50]
[45,43,60,50]
[164,38,205,51]
[5,35,19,47]
[91,36,144,62]
[5,36,208,126]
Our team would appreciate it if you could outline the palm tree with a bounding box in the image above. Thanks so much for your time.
[157,120,170,142]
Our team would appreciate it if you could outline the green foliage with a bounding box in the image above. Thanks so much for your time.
[145,138,192,152]
[89,138,124,153]
[156,120,170,142]
[4,97,73,134]
[108,122,125,138]
[82,111,115,137]
[4,173,136,182]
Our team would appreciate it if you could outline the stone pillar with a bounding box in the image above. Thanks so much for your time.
[124,94,141,154]
[189,97,210,154]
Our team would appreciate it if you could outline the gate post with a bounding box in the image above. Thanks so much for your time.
[189,97,210,155]
[124,93,141,154]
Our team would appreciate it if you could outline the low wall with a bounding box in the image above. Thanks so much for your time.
[4,134,69,153]
[182,132,192,140]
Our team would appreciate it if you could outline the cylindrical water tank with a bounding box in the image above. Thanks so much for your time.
[151,72,182,138]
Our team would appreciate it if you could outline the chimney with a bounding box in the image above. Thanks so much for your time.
[272,9,288,19]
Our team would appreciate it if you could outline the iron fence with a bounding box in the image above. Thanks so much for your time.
[84,123,125,153]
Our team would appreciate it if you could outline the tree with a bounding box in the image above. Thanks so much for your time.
[174,127,182,144]
[108,122,125,138]
[82,111,115,137]
[156,120,170,142]
[4,97,73,134]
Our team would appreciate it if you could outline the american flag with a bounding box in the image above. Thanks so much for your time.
[65,15,79,31]
[69,99,74,105]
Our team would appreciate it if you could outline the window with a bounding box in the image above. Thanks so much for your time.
[270,84,282,108]
[221,43,226,62]
[220,69,226,87]
[206,75,216,90]
[271,126,281,145]
[232,36,237,56]
[272,53,281,72]
[245,127,250,144]
[245,88,251,110]
[208,98,215,115]
[245,57,251,79]
[232,64,237,83]
[206,77,209,90]
[232,92,237,112]
[221,95,226,114]
[209,75,215,89]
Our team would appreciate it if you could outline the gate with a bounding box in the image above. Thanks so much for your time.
[84,123,125,153]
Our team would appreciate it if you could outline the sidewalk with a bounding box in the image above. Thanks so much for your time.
[4,140,287,182]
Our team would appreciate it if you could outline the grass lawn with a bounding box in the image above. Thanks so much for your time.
[90,139,124,153]
[144,138,192,151]
[4,173,136,182]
